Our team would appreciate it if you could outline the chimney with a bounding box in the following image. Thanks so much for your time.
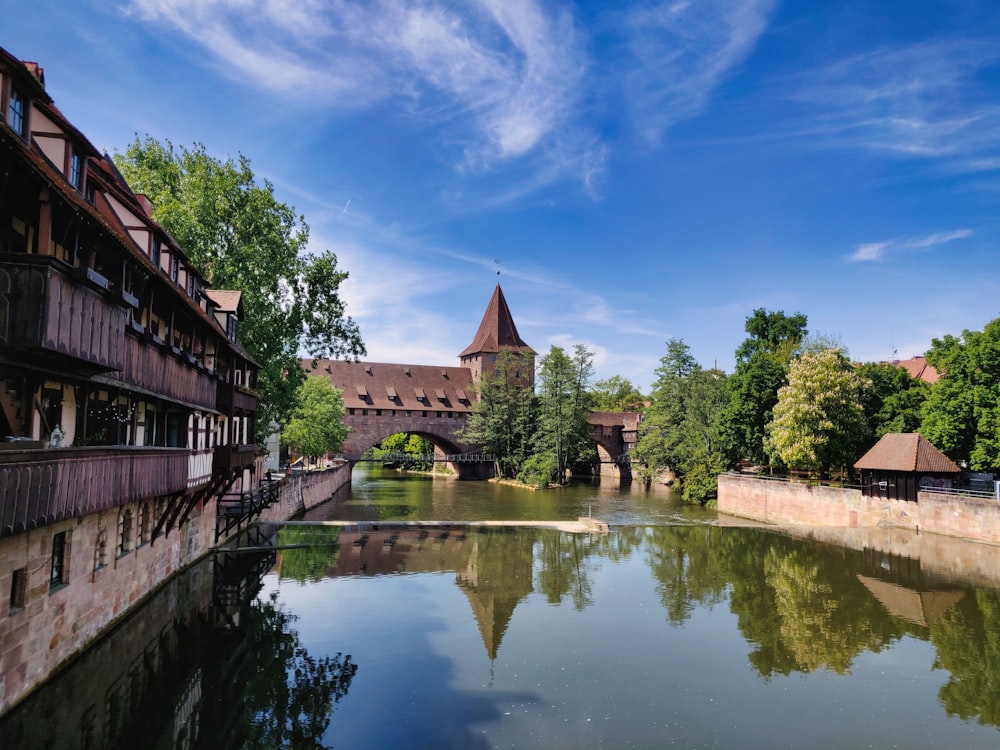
[21,61,45,88]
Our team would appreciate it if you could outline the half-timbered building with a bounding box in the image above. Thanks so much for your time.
[0,46,262,710]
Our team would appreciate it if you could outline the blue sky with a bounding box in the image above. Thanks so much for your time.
[6,0,1000,390]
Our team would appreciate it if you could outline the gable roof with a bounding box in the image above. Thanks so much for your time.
[854,433,959,473]
[895,356,939,385]
[460,284,536,358]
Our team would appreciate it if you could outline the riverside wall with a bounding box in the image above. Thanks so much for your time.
[0,464,351,714]
[717,472,1000,545]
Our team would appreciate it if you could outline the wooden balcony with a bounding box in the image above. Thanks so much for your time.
[104,333,217,411]
[213,444,259,473]
[216,382,258,414]
[0,254,126,372]
[0,446,203,537]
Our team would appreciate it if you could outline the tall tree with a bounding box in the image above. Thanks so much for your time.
[529,345,595,485]
[114,136,365,438]
[720,309,808,466]
[633,339,728,502]
[281,376,349,458]
[921,317,1000,470]
[764,347,867,478]
[855,362,929,445]
[459,350,536,479]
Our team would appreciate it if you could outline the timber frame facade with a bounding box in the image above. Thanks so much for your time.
[0,44,272,714]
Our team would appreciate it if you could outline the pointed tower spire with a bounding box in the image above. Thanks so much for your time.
[460,284,535,383]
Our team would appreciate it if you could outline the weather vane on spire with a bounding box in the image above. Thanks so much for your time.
[495,259,501,280]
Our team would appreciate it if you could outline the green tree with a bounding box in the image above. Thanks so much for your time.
[590,375,645,412]
[529,345,595,486]
[856,362,929,444]
[114,136,365,439]
[459,350,536,479]
[921,317,1000,470]
[720,309,808,466]
[633,339,728,502]
[764,347,867,478]
[282,376,349,458]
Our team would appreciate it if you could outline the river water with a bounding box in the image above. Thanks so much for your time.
[4,465,1000,749]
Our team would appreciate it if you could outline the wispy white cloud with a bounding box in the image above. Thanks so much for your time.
[125,0,589,176]
[789,40,1000,166]
[846,228,972,262]
[617,0,776,144]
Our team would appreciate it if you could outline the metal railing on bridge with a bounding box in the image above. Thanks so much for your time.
[356,451,495,464]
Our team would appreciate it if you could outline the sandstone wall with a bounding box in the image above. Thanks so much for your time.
[718,473,1000,544]
[0,464,351,714]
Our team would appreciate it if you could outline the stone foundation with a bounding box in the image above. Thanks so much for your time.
[0,464,351,714]
[718,473,1000,545]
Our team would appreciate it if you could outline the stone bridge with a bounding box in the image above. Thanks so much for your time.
[304,359,640,481]
[303,283,639,481]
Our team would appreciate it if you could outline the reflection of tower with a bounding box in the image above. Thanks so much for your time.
[459,284,536,387]
[456,530,536,661]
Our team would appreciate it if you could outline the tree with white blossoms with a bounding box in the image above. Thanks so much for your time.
[764,347,868,479]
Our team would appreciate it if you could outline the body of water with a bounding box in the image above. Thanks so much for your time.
[4,465,1000,749]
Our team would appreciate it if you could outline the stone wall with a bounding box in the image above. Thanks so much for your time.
[0,464,352,714]
[718,473,1000,544]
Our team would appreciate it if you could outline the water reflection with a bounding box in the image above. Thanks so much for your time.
[7,519,1000,747]
[0,533,356,750]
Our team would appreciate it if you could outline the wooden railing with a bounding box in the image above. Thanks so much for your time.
[213,444,259,472]
[0,446,199,537]
[105,334,217,410]
[216,382,258,414]
[0,255,127,371]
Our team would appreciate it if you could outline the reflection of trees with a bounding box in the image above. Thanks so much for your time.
[932,589,1000,728]
[277,526,342,583]
[644,526,727,625]
[535,531,598,610]
[721,531,905,677]
[239,592,357,750]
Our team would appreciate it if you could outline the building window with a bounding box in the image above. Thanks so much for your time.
[9,567,26,612]
[7,89,25,137]
[93,528,108,570]
[69,150,83,190]
[170,257,179,283]
[50,531,68,588]
[348,408,355,416]
[118,509,133,556]
[151,238,161,266]
[138,503,151,546]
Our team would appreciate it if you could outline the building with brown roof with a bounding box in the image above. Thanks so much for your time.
[854,433,960,502]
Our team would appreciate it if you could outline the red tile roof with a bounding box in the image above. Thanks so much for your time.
[854,433,959,473]
[894,356,939,384]
[305,359,476,413]
[460,284,536,357]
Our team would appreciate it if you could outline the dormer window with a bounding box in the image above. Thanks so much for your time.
[227,314,237,341]
[69,150,82,190]
[151,238,161,266]
[6,89,25,137]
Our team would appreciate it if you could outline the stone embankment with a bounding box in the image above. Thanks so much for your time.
[718,472,1000,545]
[0,464,351,714]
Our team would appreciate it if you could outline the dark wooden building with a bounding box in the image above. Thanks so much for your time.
[854,433,959,503]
